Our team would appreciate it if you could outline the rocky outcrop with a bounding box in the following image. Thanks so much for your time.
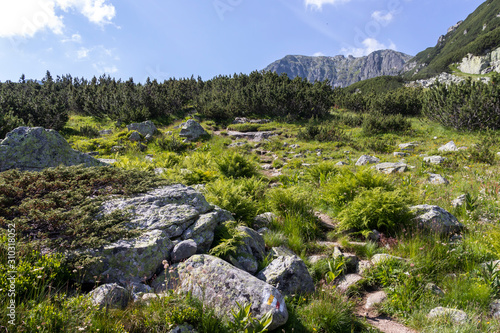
[167,255,288,330]
[458,47,500,75]
[80,184,234,284]
[257,255,315,296]
[264,50,412,88]
[127,120,157,136]
[0,127,104,172]
[410,205,464,235]
[179,120,209,142]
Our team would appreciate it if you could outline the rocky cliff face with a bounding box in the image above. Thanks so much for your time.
[264,49,412,87]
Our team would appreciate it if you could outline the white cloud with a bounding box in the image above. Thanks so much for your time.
[62,33,82,43]
[341,38,397,57]
[0,0,115,38]
[371,10,394,25]
[77,47,90,59]
[93,62,117,74]
[313,52,325,57]
[305,0,351,10]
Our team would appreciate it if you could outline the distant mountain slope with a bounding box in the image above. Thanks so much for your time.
[405,0,500,79]
[263,50,412,88]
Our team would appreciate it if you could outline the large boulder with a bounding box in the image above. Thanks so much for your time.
[179,120,208,142]
[0,127,104,172]
[410,205,464,235]
[257,255,315,296]
[127,120,157,136]
[88,283,131,310]
[80,184,234,284]
[167,255,288,330]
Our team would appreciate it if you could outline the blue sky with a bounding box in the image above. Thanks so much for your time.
[0,0,485,82]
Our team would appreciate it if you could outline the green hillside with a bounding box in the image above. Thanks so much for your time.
[407,0,500,79]
[343,75,405,94]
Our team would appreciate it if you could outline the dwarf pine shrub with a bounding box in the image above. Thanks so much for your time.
[216,152,258,179]
[362,112,412,135]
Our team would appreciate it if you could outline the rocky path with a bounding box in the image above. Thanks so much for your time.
[356,291,418,333]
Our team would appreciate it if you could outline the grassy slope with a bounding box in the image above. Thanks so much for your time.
[408,0,500,79]
[1,113,500,332]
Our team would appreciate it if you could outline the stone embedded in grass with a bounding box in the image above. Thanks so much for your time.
[423,155,446,164]
[179,119,209,142]
[254,212,277,229]
[438,141,458,152]
[371,254,405,265]
[355,155,380,166]
[491,299,500,318]
[88,283,131,310]
[229,226,267,274]
[168,254,289,330]
[428,173,449,185]
[393,152,408,157]
[410,205,464,235]
[337,273,363,292]
[425,283,445,296]
[128,131,142,142]
[257,255,315,296]
[399,142,419,150]
[373,162,408,174]
[126,120,157,136]
[364,291,387,310]
[0,126,105,172]
[336,161,349,166]
[428,307,468,324]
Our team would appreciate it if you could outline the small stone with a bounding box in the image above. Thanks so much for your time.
[373,162,407,174]
[424,156,446,164]
[393,152,408,157]
[410,205,464,235]
[171,240,197,263]
[365,291,387,310]
[355,155,380,166]
[99,129,113,136]
[88,283,131,310]
[428,173,449,185]
[438,141,458,152]
[426,283,445,296]
[127,121,157,136]
[399,142,419,150]
[428,307,468,324]
[337,274,363,292]
[336,161,348,166]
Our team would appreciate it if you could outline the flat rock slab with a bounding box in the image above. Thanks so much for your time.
[0,127,104,172]
[373,162,408,174]
[168,255,288,330]
[337,273,363,291]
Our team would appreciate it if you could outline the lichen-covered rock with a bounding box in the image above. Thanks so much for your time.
[229,226,266,274]
[253,212,277,229]
[88,283,131,310]
[424,155,446,164]
[128,131,142,142]
[127,120,157,136]
[179,120,209,142]
[410,205,464,235]
[428,307,468,324]
[355,155,380,166]
[257,255,315,296]
[171,240,197,263]
[373,162,408,174]
[81,185,234,284]
[0,127,104,172]
[168,255,288,330]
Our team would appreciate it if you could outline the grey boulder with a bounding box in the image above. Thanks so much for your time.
[257,255,315,296]
[0,127,104,172]
[88,283,131,310]
[428,173,449,185]
[253,212,277,229]
[410,205,464,235]
[438,141,458,152]
[424,156,446,164]
[373,162,407,174]
[128,131,142,142]
[229,226,266,274]
[168,255,288,330]
[171,239,197,263]
[179,120,209,142]
[127,120,157,136]
[355,155,380,166]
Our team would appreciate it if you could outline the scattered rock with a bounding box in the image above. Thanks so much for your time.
[452,194,467,208]
[355,155,380,166]
[426,283,445,297]
[179,120,209,142]
[394,152,408,157]
[491,299,500,318]
[373,162,408,174]
[399,142,419,150]
[410,205,464,235]
[257,255,315,296]
[357,260,373,275]
[365,291,387,310]
[333,247,359,273]
[228,142,246,148]
[128,131,142,142]
[428,307,468,324]
[367,230,381,242]
[230,226,266,274]
[168,324,198,333]
[424,156,446,164]
[171,240,197,263]
[226,131,276,142]
[337,273,363,292]
[127,120,157,136]
[261,164,273,170]
[290,144,300,149]
[232,117,269,124]
[98,158,117,165]
[438,141,458,152]
[168,255,288,330]
[336,161,349,166]
[254,212,277,229]
[88,283,131,310]
[371,254,404,265]
[111,145,125,153]
[428,173,449,185]
[0,127,105,172]
[99,129,113,136]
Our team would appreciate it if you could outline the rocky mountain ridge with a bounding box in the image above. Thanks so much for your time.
[263,49,412,87]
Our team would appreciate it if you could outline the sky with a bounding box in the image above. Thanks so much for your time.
[0,0,486,83]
